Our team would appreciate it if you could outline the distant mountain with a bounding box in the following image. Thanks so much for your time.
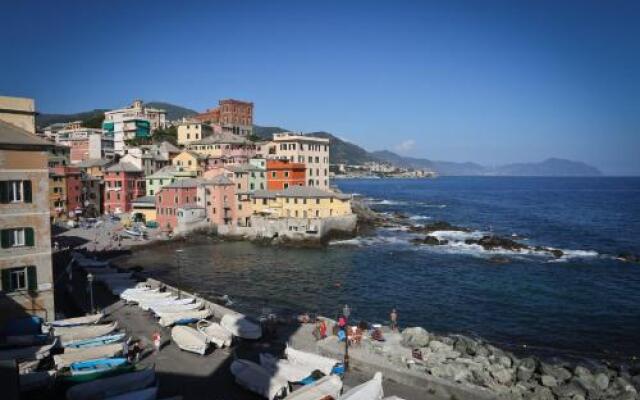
[493,158,602,176]
[36,102,197,129]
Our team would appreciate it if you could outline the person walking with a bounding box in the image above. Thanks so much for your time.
[390,308,398,331]
[152,332,161,353]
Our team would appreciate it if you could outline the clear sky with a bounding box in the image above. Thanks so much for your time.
[2,1,639,175]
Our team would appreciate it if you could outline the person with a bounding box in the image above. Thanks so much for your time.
[152,332,161,352]
[319,319,327,339]
[312,320,322,340]
[390,308,398,331]
[338,316,346,330]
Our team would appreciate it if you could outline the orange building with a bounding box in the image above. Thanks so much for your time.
[193,99,253,136]
[266,159,305,191]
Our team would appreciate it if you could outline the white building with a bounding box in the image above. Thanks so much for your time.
[103,100,166,155]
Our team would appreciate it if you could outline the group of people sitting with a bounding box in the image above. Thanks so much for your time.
[299,313,388,345]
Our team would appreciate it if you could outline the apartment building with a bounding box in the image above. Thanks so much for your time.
[0,96,37,134]
[266,159,305,191]
[103,162,145,214]
[265,133,330,189]
[177,121,214,146]
[194,99,253,136]
[0,120,54,323]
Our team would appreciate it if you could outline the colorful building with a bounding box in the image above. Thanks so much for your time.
[75,158,113,178]
[177,121,214,146]
[131,196,156,223]
[194,99,253,136]
[48,166,83,220]
[0,96,36,134]
[145,165,197,196]
[266,159,305,191]
[198,175,238,226]
[0,119,54,323]
[156,179,200,231]
[103,162,145,214]
[172,150,208,175]
[251,186,352,219]
[264,132,330,189]
[186,133,260,167]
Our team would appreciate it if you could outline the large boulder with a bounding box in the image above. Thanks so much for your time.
[595,372,610,391]
[539,362,572,383]
[528,386,555,400]
[517,357,538,383]
[489,364,514,386]
[540,375,558,388]
[401,327,430,348]
[454,335,479,356]
[428,363,470,382]
[552,379,587,399]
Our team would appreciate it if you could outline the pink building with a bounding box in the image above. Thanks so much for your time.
[103,162,145,214]
[199,175,239,226]
[155,179,200,231]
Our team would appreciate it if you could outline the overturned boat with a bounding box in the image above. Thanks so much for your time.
[171,326,208,355]
[286,375,343,400]
[230,359,288,400]
[48,313,104,328]
[157,309,211,327]
[341,372,384,400]
[66,368,156,400]
[197,320,232,348]
[220,313,262,340]
[54,343,124,368]
[285,346,339,376]
[54,321,119,344]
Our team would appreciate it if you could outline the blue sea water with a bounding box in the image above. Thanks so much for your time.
[131,177,640,363]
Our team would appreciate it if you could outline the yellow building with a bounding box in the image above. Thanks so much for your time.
[172,150,207,176]
[177,121,214,146]
[251,186,352,219]
[0,96,36,134]
[131,196,157,223]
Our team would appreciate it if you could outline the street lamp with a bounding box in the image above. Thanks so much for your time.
[87,273,95,314]
[342,304,351,371]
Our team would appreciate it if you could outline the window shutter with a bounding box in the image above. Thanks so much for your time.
[1,269,11,292]
[25,228,35,246]
[1,230,10,248]
[27,266,37,291]
[23,180,33,203]
[0,182,8,203]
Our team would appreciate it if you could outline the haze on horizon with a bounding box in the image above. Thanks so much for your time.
[1,1,638,175]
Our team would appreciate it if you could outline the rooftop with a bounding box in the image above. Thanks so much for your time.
[189,132,252,146]
[272,132,329,143]
[132,195,156,205]
[253,186,351,200]
[164,178,202,189]
[0,120,54,151]
[75,158,114,168]
[105,161,143,173]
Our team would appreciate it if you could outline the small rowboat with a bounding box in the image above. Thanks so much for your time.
[66,368,156,400]
[54,343,124,368]
[285,375,343,400]
[60,357,134,383]
[341,372,384,400]
[64,333,126,349]
[48,313,104,328]
[148,301,201,314]
[171,326,208,355]
[197,320,232,348]
[157,309,212,327]
[230,359,288,400]
[54,321,118,343]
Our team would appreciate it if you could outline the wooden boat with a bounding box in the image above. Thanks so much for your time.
[0,339,58,361]
[66,368,156,400]
[220,313,262,340]
[341,372,384,400]
[59,358,133,383]
[196,320,232,348]
[105,386,158,400]
[55,321,118,343]
[54,343,124,368]
[64,333,126,349]
[158,309,211,327]
[285,346,339,376]
[171,326,208,355]
[230,359,288,400]
[285,375,343,400]
[48,313,104,328]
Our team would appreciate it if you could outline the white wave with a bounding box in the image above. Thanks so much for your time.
[364,198,405,206]
[429,230,485,242]
[558,249,599,258]
[409,215,432,221]
[421,204,447,208]
[329,235,411,247]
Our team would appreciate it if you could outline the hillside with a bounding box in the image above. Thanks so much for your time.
[494,158,602,176]
[146,102,197,120]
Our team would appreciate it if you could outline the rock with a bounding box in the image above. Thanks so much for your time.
[632,375,640,391]
[552,380,586,399]
[541,375,558,387]
[408,221,471,234]
[437,335,455,346]
[472,368,494,387]
[595,372,610,390]
[421,235,449,246]
[527,385,555,400]
[428,340,452,352]
[516,357,538,383]
[498,356,513,369]
[548,248,564,258]
[574,372,598,394]
[401,327,430,348]
[454,335,478,356]
[429,363,470,382]
[489,365,514,386]
[475,345,490,357]
[465,235,529,252]
[574,365,591,378]
[614,376,638,394]
[539,362,573,383]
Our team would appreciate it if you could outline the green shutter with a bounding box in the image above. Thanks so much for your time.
[0,181,8,203]
[25,228,35,246]
[27,266,37,291]
[1,230,10,248]
[1,269,11,292]
[23,180,32,203]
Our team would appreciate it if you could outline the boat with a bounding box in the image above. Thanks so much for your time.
[122,292,173,303]
[48,313,104,328]
[54,343,125,368]
[105,386,158,400]
[19,370,55,392]
[68,357,126,376]
[259,353,313,382]
[171,326,208,355]
[230,359,288,400]
[150,302,202,315]
[220,313,262,340]
[64,333,126,349]
[285,375,343,400]
[124,229,143,237]
[285,346,339,376]
[340,372,383,400]
[196,320,232,348]
[0,339,58,361]
[66,368,156,400]
[157,309,212,327]
[54,321,118,343]
[139,297,194,311]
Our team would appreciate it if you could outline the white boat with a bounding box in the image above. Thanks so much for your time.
[122,292,173,303]
[106,386,158,400]
[139,297,193,311]
[197,320,232,348]
[55,321,118,343]
[230,359,288,400]
[66,369,156,400]
[286,375,343,400]
[341,372,383,400]
[171,326,209,355]
[54,343,124,368]
[285,346,339,376]
[259,353,312,382]
[0,339,58,361]
[220,313,262,340]
[157,309,212,327]
[48,313,104,327]
[150,301,202,314]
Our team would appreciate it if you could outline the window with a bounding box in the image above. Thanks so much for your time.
[1,228,34,248]
[0,180,32,203]
[315,210,320,217]
[150,189,154,195]
[284,171,289,178]
[1,266,37,292]
[316,199,320,204]
[284,183,289,189]
[271,172,276,178]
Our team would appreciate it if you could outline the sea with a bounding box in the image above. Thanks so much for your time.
[125,177,640,364]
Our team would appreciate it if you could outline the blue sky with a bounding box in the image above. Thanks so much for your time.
[2,1,639,174]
